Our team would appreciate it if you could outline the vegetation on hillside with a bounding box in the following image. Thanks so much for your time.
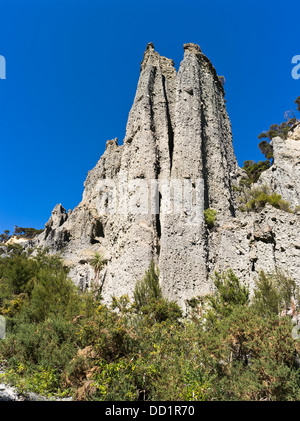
[238,185,293,213]
[239,98,299,186]
[231,99,300,213]
[0,248,300,401]
[257,115,297,143]
[0,226,44,244]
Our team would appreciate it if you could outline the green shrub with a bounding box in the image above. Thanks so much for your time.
[1,316,77,367]
[133,261,182,325]
[138,297,183,324]
[1,251,300,401]
[28,267,82,322]
[294,205,300,214]
[205,270,249,321]
[0,254,36,296]
[199,305,300,400]
[252,269,298,317]
[134,261,161,310]
[239,185,292,213]
[204,208,217,228]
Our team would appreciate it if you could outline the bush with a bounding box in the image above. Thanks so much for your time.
[134,261,161,310]
[239,185,292,213]
[195,269,300,401]
[1,251,300,401]
[204,208,217,229]
[252,269,298,317]
[205,270,249,321]
[0,248,96,398]
[133,261,182,324]
[2,316,77,367]
[199,305,300,400]
[138,297,183,324]
[0,254,36,296]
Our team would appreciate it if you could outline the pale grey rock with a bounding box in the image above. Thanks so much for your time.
[209,205,300,296]
[0,365,55,400]
[158,43,239,307]
[0,381,71,401]
[257,123,300,209]
[288,121,300,140]
[30,43,300,311]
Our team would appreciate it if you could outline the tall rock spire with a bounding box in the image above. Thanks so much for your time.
[171,43,237,214]
[33,43,244,310]
[124,42,177,180]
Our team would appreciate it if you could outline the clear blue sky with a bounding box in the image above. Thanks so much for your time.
[0,0,299,234]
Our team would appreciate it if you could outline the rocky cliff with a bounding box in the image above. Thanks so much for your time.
[257,123,300,208]
[32,43,300,310]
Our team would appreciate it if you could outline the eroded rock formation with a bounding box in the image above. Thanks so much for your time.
[32,43,300,309]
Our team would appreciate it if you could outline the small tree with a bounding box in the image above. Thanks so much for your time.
[134,261,161,310]
[252,271,281,316]
[133,262,182,323]
[238,184,292,213]
[258,118,297,141]
[252,270,298,317]
[0,230,11,243]
[89,252,105,283]
[13,226,44,238]
[258,140,274,161]
[242,160,271,184]
[206,270,249,320]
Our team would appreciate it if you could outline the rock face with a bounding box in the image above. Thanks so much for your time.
[33,43,300,310]
[258,122,300,209]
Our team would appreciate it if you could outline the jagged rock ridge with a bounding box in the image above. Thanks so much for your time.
[33,43,300,309]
